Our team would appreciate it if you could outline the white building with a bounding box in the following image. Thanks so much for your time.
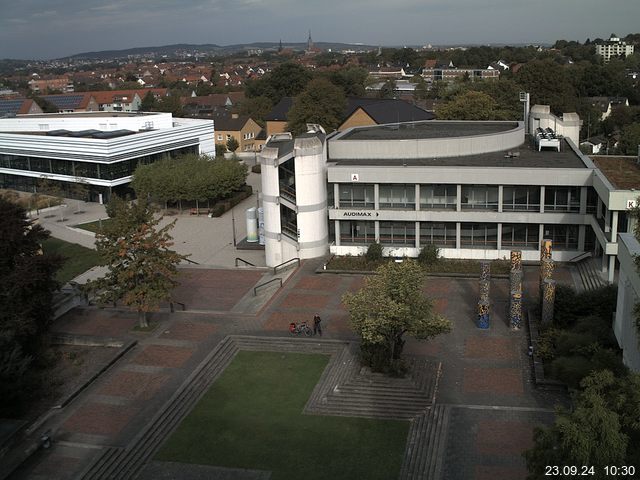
[259,107,640,286]
[0,112,214,202]
[596,34,634,63]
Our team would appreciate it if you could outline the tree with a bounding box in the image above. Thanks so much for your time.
[515,59,577,114]
[524,370,637,478]
[226,136,239,153]
[245,62,312,104]
[86,197,186,328]
[436,91,501,120]
[342,260,451,373]
[215,143,227,158]
[0,197,61,416]
[617,123,640,155]
[329,66,369,96]
[286,78,346,135]
[413,78,430,103]
[238,96,273,126]
[378,79,398,99]
[140,91,158,111]
[157,93,183,116]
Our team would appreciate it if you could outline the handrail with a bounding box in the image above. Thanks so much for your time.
[235,257,256,267]
[569,251,592,263]
[183,257,200,265]
[273,257,300,274]
[254,277,282,296]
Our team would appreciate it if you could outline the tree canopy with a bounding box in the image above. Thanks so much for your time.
[245,62,313,104]
[342,260,451,372]
[286,78,347,134]
[0,197,62,416]
[436,90,505,120]
[86,197,185,328]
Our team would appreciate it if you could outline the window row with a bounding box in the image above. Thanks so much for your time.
[339,221,580,250]
[335,184,590,213]
[0,146,197,181]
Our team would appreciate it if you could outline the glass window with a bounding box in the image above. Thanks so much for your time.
[379,221,416,246]
[29,157,51,174]
[10,156,29,170]
[420,184,456,209]
[339,184,374,208]
[50,159,73,176]
[420,222,456,247]
[501,223,539,249]
[379,184,415,209]
[502,186,541,211]
[73,161,99,179]
[460,223,498,248]
[543,224,579,250]
[461,186,498,210]
[340,221,375,245]
[544,186,580,212]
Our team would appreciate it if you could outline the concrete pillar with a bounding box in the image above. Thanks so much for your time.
[579,186,587,215]
[496,223,502,250]
[375,221,380,242]
[609,255,616,284]
[601,252,608,274]
[578,225,586,251]
[539,224,545,249]
[456,222,461,249]
[333,184,340,208]
[374,184,379,210]
[611,211,619,241]
[539,186,545,213]
[597,198,602,220]
[415,221,420,249]
[456,184,462,212]
[334,220,341,246]
[415,184,420,211]
[498,185,503,213]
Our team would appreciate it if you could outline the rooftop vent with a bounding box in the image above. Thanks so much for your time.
[534,127,561,152]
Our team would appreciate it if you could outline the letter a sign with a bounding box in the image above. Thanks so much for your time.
[351,173,359,182]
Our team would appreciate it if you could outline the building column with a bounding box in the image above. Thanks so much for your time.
[539,186,545,213]
[456,185,462,212]
[497,223,502,250]
[334,220,341,246]
[608,255,616,283]
[597,198,602,220]
[415,184,420,211]
[333,184,340,209]
[374,184,379,210]
[498,185,503,213]
[579,186,587,215]
[375,221,380,242]
[601,252,608,274]
[611,211,619,241]
[415,221,420,249]
[456,222,461,249]
[578,225,586,251]
[539,224,545,250]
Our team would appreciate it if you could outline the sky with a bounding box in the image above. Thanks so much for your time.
[1,0,639,60]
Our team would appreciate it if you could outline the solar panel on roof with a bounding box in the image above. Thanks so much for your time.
[69,129,101,137]
[46,129,72,136]
[0,100,25,115]
[91,130,135,139]
[43,95,84,109]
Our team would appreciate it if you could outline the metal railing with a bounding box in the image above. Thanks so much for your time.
[235,257,256,267]
[273,257,300,274]
[569,251,592,263]
[183,257,200,265]
[254,277,282,296]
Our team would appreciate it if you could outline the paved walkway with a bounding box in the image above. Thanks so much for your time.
[7,260,576,480]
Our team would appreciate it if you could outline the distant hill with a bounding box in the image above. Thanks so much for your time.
[64,42,380,60]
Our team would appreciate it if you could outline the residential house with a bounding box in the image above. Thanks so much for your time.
[28,76,74,93]
[40,93,99,113]
[215,114,263,152]
[0,98,43,117]
[586,97,630,120]
[596,34,634,63]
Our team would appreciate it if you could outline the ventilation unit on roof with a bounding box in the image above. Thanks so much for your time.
[534,127,561,152]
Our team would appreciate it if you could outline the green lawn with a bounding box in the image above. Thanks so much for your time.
[42,238,101,284]
[73,218,112,233]
[156,351,409,480]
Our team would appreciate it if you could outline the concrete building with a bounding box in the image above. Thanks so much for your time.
[596,34,635,63]
[258,106,639,286]
[613,234,640,372]
[0,112,214,202]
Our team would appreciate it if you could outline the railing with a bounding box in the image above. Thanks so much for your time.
[235,257,256,267]
[254,277,282,296]
[568,251,592,263]
[273,257,300,275]
[279,184,296,203]
[183,257,200,265]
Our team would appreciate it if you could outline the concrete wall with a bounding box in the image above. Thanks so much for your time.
[529,105,581,146]
[614,233,640,372]
[338,109,377,131]
[1,112,173,131]
[329,121,524,160]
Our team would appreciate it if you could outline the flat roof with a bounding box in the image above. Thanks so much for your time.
[15,112,157,119]
[592,155,640,190]
[331,137,587,169]
[338,121,519,141]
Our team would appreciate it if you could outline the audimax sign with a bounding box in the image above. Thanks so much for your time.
[342,211,379,217]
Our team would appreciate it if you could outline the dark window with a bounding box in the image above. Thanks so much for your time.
[501,223,539,249]
[460,223,498,248]
[420,222,456,247]
[379,221,416,246]
[339,184,374,208]
[461,186,498,211]
[420,184,456,209]
[379,184,415,209]
[544,186,580,212]
[340,221,375,245]
[502,186,541,211]
[543,224,579,250]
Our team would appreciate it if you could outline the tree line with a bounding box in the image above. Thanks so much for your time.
[130,154,248,211]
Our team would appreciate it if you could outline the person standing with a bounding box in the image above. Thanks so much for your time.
[313,314,322,336]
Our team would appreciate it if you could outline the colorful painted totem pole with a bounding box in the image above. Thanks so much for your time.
[509,250,523,330]
[477,262,491,329]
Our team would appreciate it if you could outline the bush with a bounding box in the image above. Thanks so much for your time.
[554,284,618,327]
[549,355,594,388]
[417,244,439,266]
[365,242,383,262]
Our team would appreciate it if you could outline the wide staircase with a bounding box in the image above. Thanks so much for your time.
[572,253,605,292]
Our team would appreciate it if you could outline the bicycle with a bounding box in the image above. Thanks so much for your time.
[289,321,313,337]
